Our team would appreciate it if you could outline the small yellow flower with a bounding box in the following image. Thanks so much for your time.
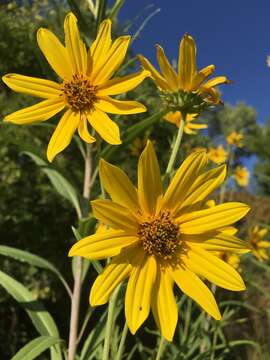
[69,141,249,341]
[248,225,270,262]
[138,33,229,115]
[3,13,149,161]
[164,111,207,135]
[233,166,250,187]
[218,252,241,271]
[208,145,228,164]
[226,131,243,147]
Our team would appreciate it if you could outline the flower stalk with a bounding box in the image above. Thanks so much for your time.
[68,144,93,360]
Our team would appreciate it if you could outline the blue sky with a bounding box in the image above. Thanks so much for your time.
[119,0,270,123]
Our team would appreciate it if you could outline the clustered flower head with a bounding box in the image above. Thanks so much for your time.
[138,33,230,121]
[227,130,243,147]
[69,141,250,341]
[164,111,207,135]
[2,13,149,161]
[207,145,228,164]
[233,166,250,187]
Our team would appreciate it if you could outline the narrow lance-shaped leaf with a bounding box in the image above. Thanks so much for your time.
[11,336,63,360]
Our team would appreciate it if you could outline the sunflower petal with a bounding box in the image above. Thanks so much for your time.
[172,266,221,319]
[93,36,131,84]
[161,150,208,212]
[78,116,96,143]
[69,229,138,259]
[178,202,250,234]
[89,19,112,75]
[97,70,149,96]
[203,76,229,89]
[99,159,140,213]
[178,34,196,90]
[95,96,146,114]
[183,247,245,291]
[138,141,163,215]
[87,109,121,144]
[4,98,64,124]
[91,199,138,231]
[90,246,137,305]
[125,254,156,334]
[2,74,61,98]
[151,266,178,341]
[37,28,73,80]
[47,110,79,162]
[138,54,169,90]
[184,232,249,253]
[156,45,178,91]
[191,65,215,89]
[176,165,226,214]
[64,13,87,74]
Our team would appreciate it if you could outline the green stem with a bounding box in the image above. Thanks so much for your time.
[102,286,120,360]
[115,321,129,360]
[165,117,185,174]
[155,336,166,360]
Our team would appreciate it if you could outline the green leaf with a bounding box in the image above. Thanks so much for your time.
[24,151,82,218]
[0,245,72,298]
[109,0,125,20]
[0,271,62,359]
[11,336,63,360]
[0,270,59,336]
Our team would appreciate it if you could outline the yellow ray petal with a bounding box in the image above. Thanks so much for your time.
[172,266,221,319]
[178,34,196,90]
[69,229,138,260]
[90,246,137,305]
[161,150,207,212]
[184,232,249,253]
[89,19,112,76]
[179,202,250,234]
[191,65,215,90]
[156,45,178,91]
[95,96,146,114]
[78,116,96,143]
[47,110,79,162]
[138,141,163,215]
[99,159,140,213]
[37,28,73,80]
[91,199,138,231]
[87,109,121,145]
[164,111,181,126]
[203,76,229,89]
[257,241,270,248]
[199,85,220,103]
[64,13,87,74]
[4,98,64,124]
[138,54,169,90]
[151,266,178,341]
[125,254,156,334]
[176,165,226,214]
[97,70,149,96]
[188,123,208,130]
[2,74,61,98]
[92,36,131,84]
[183,247,245,291]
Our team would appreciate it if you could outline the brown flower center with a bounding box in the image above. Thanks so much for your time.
[62,74,97,112]
[138,211,180,259]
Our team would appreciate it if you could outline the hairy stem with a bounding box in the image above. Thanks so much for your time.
[68,144,92,360]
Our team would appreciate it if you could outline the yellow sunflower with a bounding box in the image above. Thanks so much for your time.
[164,111,207,135]
[233,166,250,187]
[226,131,243,148]
[69,141,249,341]
[248,225,270,262]
[207,145,228,164]
[2,13,149,161]
[138,33,229,108]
